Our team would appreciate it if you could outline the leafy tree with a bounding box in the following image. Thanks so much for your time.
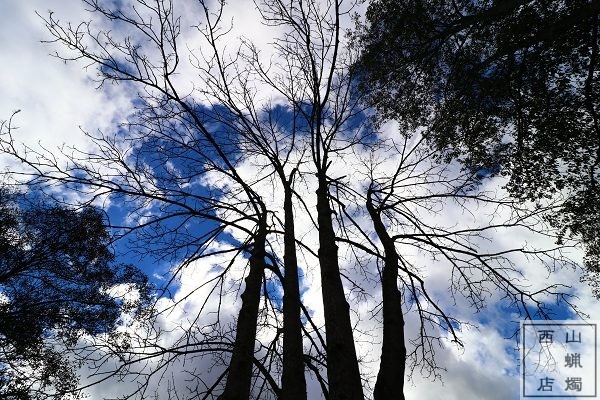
[355,0,600,272]
[0,187,150,399]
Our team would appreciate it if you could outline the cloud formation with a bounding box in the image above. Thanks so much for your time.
[0,1,594,400]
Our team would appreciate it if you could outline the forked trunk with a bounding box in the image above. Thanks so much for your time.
[367,190,406,400]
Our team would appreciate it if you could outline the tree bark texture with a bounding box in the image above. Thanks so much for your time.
[315,177,364,400]
[367,190,406,400]
[219,223,267,400]
[281,186,308,400]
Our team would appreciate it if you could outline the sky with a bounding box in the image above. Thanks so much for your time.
[0,1,598,399]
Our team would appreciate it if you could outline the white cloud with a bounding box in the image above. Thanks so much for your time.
[0,2,133,159]
[0,1,596,400]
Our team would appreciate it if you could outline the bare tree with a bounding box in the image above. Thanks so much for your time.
[329,134,582,399]
[2,3,279,399]
[0,0,587,399]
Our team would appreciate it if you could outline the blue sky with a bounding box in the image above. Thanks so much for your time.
[0,1,597,399]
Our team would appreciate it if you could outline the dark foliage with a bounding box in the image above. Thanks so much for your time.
[0,189,150,399]
[355,0,600,271]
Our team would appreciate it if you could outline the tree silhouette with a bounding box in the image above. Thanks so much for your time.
[355,0,600,274]
[0,0,590,399]
[0,186,150,399]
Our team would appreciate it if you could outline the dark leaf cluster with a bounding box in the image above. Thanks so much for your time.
[0,188,151,399]
[356,0,600,270]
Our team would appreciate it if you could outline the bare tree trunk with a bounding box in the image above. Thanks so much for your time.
[316,177,364,400]
[219,218,267,400]
[367,189,406,400]
[281,183,307,400]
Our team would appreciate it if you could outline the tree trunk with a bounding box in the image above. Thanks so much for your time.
[315,177,364,400]
[281,185,307,400]
[219,221,267,400]
[367,189,406,400]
